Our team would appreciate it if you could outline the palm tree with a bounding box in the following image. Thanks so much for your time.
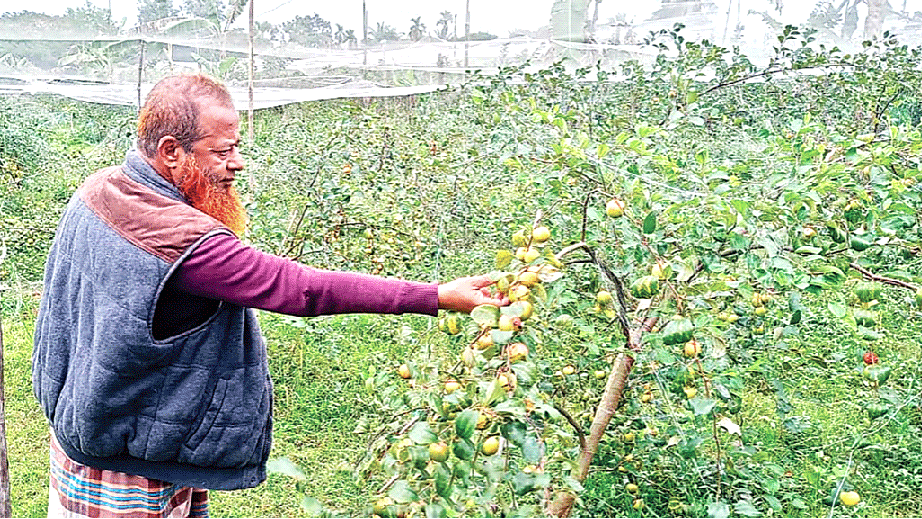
[436,10,453,39]
[334,23,346,45]
[343,29,358,48]
[409,16,426,41]
[370,21,401,43]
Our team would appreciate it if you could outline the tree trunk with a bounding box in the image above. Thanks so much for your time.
[0,317,11,517]
[547,316,657,517]
[864,0,887,39]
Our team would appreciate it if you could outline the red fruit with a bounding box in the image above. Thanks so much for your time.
[863,351,879,365]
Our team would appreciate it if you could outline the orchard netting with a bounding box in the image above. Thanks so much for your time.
[2,0,922,109]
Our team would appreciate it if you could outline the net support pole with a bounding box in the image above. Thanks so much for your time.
[137,39,145,112]
[247,0,255,163]
[464,0,470,68]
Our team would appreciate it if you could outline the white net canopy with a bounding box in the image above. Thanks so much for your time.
[2,0,921,108]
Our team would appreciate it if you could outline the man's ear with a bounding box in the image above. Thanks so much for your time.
[156,136,185,168]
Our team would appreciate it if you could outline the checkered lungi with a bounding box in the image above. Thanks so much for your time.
[48,435,209,518]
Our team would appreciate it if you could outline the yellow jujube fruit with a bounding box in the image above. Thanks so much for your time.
[840,491,860,506]
[482,436,500,455]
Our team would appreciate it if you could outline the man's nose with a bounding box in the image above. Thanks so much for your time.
[227,147,245,171]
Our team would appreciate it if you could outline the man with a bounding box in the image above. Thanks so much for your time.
[32,74,506,517]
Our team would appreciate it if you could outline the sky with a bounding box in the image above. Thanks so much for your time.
[5,0,854,36]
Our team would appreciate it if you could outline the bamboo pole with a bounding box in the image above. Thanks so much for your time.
[248,0,254,147]
[137,39,145,112]
[464,0,470,68]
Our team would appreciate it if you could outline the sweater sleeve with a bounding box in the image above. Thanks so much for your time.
[172,233,438,317]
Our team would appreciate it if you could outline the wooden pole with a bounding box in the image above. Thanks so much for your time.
[362,0,368,68]
[137,39,145,112]
[248,0,255,144]
[464,0,470,68]
[0,317,11,518]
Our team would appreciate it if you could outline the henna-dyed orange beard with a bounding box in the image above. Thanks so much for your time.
[176,156,247,237]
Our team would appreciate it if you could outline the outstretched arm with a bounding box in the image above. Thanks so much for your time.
[438,275,509,314]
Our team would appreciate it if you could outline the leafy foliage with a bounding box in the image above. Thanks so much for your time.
[2,22,922,519]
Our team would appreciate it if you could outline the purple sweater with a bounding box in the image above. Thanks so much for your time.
[172,233,438,317]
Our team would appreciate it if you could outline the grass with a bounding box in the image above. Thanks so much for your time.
[210,312,442,517]
[3,299,52,519]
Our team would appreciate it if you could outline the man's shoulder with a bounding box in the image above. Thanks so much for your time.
[77,165,226,264]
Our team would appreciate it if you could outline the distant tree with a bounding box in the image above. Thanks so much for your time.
[223,0,248,31]
[332,24,358,47]
[370,21,401,42]
[282,13,334,47]
[138,0,177,25]
[864,0,889,37]
[0,12,72,66]
[63,1,121,34]
[409,16,426,41]
[436,10,453,39]
[334,23,346,44]
[343,29,358,48]
[464,31,497,41]
[181,0,226,24]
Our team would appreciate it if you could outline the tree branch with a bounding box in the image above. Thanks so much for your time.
[850,262,919,291]
[553,404,587,453]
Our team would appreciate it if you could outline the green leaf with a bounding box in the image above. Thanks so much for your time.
[563,475,584,492]
[501,420,528,446]
[425,503,447,518]
[388,479,419,504]
[857,327,881,341]
[866,401,890,419]
[435,466,452,498]
[503,300,533,318]
[827,302,847,318]
[470,304,500,327]
[734,499,761,517]
[455,410,478,439]
[266,457,306,480]
[643,211,658,234]
[300,496,325,517]
[512,471,552,496]
[521,434,544,463]
[483,378,507,406]
[409,445,429,469]
[707,501,731,518]
[688,397,717,417]
[794,245,822,255]
[409,422,438,444]
[452,438,475,461]
[863,364,891,383]
[490,329,515,345]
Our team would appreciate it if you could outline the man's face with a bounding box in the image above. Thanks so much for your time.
[175,100,248,236]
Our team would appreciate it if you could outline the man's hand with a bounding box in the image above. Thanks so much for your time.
[438,275,510,314]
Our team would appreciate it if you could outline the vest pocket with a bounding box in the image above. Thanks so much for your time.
[178,374,271,469]
[181,378,229,458]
